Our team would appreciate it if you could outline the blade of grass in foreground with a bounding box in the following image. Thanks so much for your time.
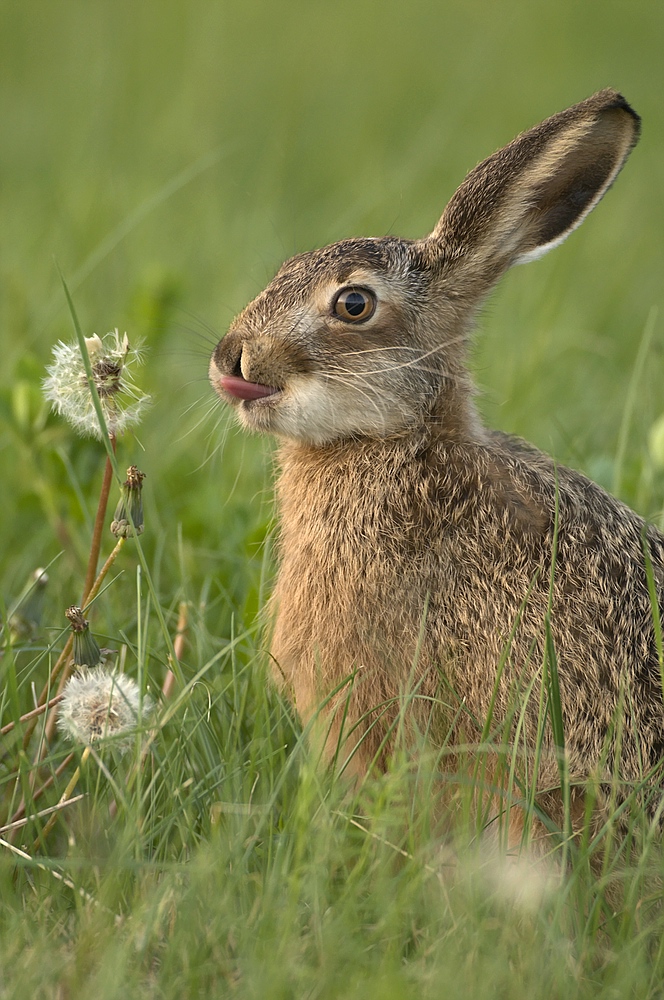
[613,306,659,497]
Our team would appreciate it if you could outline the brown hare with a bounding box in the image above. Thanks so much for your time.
[210,90,664,829]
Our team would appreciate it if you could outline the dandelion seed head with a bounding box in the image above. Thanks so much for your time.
[58,667,152,753]
[43,328,150,440]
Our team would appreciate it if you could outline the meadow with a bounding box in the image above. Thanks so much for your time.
[2,1,664,996]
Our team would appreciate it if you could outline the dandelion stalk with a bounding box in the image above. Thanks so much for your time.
[0,794,85,835]
[81,445,116,605]
[1,695,63,738]
[162,600,189,700]
[35,746,91,848]
[22,635,75,752]
[5,752,76,834]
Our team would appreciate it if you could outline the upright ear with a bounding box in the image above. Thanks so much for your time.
[428,89,640,289]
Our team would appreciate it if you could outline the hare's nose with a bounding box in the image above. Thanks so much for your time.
[231,345,244,379]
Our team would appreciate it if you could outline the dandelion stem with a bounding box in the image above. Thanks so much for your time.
[1,695,63,737]
[5,752,75,837]
[162,601,189,700]
[35,746,91,849]
[81,442,116,605]
[0,793,85,834]
[22,635,73,752]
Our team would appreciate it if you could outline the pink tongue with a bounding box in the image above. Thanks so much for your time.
[220,375,279,401]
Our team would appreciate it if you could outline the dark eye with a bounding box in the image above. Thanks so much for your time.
[332,287,376,323]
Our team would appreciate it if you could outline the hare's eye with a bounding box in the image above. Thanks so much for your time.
[332,287,376,323]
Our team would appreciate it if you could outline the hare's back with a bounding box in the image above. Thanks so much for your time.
[433,433,664,776]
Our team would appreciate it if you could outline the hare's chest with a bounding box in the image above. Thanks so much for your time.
[273,472,449,673]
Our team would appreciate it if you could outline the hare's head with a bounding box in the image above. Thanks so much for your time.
[210,90,639,446]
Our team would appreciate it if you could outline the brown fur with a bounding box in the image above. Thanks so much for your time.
[210,90,664,828]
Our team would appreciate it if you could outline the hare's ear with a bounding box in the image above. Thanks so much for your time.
[428,90,640,287]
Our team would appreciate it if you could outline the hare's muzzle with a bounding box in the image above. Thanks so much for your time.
[219,374,280,402]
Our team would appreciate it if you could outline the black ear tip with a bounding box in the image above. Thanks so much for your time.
[599,88,641,133]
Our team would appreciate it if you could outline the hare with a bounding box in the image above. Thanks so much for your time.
[210,89,664,828]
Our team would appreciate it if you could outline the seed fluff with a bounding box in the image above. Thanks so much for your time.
[43,329,150,440]
[58,668,153,753]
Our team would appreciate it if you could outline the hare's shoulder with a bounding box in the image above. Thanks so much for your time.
[482,430,664,575]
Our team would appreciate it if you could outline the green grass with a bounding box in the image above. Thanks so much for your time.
[2,1,664,996]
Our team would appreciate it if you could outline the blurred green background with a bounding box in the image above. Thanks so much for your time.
[1,0,663,606]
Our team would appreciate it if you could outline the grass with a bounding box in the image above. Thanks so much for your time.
[2,1,664,996]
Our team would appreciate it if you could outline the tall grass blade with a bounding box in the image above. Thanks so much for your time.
[613,306,659,496]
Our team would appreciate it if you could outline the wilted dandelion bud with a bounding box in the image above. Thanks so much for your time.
[43,328,150,440]
[58,667,152,752]
[111,465,146,538]
[65,605,102,668]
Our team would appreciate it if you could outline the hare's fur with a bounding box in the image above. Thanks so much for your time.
[210,90,664,823]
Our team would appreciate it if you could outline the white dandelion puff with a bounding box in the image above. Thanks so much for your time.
[43,328,150,440]
[58,668,153,753]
